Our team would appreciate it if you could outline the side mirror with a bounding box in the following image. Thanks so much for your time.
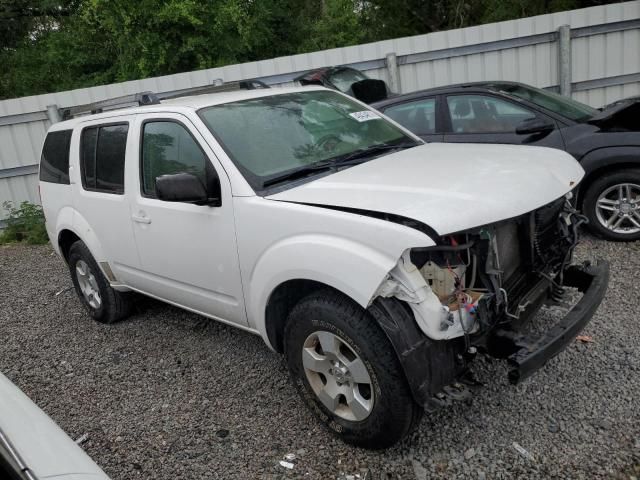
[516,117,555,135]
[155,172,220,206]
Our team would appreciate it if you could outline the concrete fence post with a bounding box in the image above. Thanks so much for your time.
[385,52,401,94]
[45,104,61,124]
[558,25,572,97]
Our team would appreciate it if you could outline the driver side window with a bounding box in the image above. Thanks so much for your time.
[141,121,207,197]
[447,95,536,134]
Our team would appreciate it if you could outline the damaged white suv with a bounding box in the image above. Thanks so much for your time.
[39,86,609,448]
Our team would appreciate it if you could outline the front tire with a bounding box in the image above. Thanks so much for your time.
[284,290,422,449]
[582,168,640,241]
[68,241,132,324]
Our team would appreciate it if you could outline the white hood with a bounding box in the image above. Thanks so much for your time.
[267,143,584,236]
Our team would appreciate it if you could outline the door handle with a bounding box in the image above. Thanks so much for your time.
[132,212,152,224]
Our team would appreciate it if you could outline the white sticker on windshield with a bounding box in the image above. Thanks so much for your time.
[349,110,381,122]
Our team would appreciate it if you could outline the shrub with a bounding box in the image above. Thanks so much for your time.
[0,201,49,245]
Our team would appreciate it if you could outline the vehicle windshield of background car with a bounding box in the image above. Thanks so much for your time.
[328,68,369,92]
[198,90,414,189]
[499,84,598,122]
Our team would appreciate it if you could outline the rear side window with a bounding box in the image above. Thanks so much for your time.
[80,123,128,194]
[40,130,72,184]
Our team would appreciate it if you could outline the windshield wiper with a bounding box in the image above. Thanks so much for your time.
[335,141,420,163]
[261,141,420,189]
[262,162,335,188]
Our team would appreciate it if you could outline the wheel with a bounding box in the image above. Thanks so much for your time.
[284,290,422,449]
[582,169,640,241]
[67,241,132,323]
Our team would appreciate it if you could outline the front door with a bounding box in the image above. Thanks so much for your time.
[127,113,247,326]
[443,94,565,149]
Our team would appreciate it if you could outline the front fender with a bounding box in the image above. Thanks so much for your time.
[579,146,640,173]
[249,234,398,343]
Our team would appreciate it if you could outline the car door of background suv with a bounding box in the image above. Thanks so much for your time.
[126,112,248,327]
[442,93,565,150]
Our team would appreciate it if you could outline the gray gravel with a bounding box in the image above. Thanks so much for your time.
[1,238,639,480]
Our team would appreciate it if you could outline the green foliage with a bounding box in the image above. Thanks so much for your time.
[0,0,623,99]
[0,202,49,245]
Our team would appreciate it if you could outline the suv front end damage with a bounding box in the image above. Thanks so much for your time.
[372,194,609,409]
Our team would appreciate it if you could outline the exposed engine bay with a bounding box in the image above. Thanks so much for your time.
[371,193,608,410]
[407,193,587,341]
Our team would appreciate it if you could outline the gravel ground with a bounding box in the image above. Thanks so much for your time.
[1,237,639,480]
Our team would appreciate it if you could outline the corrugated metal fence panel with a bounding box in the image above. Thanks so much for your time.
[0,0,638,222]
[0,175,40,209]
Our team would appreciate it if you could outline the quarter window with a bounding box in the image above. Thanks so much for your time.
[384,98,436,135]
[447,95,536,134]
[40,130,72,184]
[80,124,128,194]
[140,121,207,197]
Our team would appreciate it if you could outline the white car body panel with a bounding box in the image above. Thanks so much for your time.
[268,142,584,235]
[124,113,247,325]
[0,373,109,479]
[233,196,434,342]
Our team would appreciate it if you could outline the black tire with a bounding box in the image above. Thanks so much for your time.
[582,168,640,242]
[67,241,132,324]
[284,290,422,449]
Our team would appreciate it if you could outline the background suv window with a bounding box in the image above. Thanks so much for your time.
[447,95,535,133]
[141,121,207,197]
[80,123,128,194]
[40,130,72,184]
[383,98,436,135]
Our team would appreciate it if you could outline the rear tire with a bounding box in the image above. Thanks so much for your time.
[284,290,422,449]
[67,241,132,324]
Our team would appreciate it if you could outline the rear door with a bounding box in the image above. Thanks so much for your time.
[379,96,444,142]
[443,94,565,149]
[127,113,247,326]
[72,117,141,282]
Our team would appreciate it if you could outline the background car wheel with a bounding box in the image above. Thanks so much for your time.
[284,290,422,449]
[582,169,640,241]
[68,241,132,324]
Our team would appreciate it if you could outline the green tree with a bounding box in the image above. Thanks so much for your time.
[0,0,624,99]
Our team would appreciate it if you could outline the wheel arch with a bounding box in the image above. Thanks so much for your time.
[576,147,640,208]
[58,229,81,262]
[252,235,402,352]
[264,279,347,353]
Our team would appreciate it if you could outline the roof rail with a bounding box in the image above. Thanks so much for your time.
[157,79,269,101]
[60,91,159,120]
[59,79,269,120]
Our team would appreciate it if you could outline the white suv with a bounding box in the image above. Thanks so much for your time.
[39,86,608,448]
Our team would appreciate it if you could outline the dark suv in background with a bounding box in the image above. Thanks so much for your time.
[373,81,640,242]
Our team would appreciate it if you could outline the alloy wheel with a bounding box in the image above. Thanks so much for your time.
[75,260,102,309]
[595,183,640,235]
[302,330,374,422]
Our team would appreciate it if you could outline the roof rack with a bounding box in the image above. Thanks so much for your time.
[59,79,269,120]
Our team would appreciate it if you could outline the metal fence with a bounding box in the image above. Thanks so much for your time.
[0,0,639,225]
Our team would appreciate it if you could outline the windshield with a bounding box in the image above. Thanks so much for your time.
[198,90,415,190]
[498,84,597,122]
[328,68,369,93]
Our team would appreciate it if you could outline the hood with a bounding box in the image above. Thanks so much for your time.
[267,143,584,236]
[589,100,640,130]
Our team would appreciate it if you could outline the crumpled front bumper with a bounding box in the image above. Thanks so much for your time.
[491,260,609,384]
